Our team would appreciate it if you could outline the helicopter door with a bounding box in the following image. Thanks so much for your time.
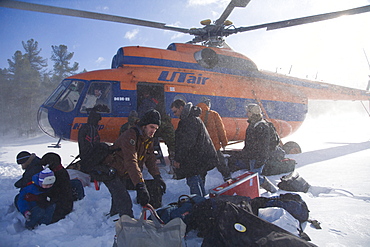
[137,83,165,118]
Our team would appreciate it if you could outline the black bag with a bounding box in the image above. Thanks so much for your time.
[251,193,309,223]
[265,120,281,152]
[190,197,317,247]
[186,195,254,237]
[79,143,116,182]
[263,158,296,176]
[80,143,111,172]
[278,171,311,193]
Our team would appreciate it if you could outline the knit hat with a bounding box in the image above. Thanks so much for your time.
[38,168,56,187]
[246,103,262,115]
[16,151,31,164]
[40,152,61,170]
[87,110,102,125]
[138,109,161,126]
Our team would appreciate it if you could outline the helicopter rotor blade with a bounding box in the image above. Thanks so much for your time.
[234,5,370,33]
[214,0,251,26]
[0,0,191,34]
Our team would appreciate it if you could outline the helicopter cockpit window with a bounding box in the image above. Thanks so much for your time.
[80,82,111,113]
[44,81,68,107]
[54,80,85,112]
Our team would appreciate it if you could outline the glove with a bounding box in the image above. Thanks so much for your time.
[153,175,166,193]
[223,176,232,183]
[135,182,150,206]
[24,211,31,221]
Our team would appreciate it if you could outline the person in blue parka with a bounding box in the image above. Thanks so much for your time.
[15,168,56,230]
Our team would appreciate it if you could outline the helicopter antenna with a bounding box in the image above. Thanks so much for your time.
[363,49,370,91]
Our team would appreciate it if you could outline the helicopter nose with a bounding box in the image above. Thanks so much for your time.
[37,107,56,138]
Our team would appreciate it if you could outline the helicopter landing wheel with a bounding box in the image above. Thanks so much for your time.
[282,141,302,154]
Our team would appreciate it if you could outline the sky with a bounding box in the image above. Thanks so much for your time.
[1,0,370,90]
[0,110,370,246]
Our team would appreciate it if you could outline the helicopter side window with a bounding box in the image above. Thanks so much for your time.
[54,81,85,112]
[81,82,111,113]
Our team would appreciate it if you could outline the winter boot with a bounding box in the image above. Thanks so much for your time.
[260,176,278,193]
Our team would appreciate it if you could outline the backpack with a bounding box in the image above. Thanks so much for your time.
[76,127,142,182]
[78,142,117,181]
[254,119,280,152]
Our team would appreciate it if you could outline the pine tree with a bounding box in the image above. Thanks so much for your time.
[22,39,47,72]
[51,45,79,84]
[6,40,47,136]
[0,68,13,136]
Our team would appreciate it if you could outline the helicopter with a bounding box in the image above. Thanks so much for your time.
[1,0,370,153]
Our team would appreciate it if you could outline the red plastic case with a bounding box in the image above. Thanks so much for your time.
[209,171,260,198]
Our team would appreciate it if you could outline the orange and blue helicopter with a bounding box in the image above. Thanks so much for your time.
[1,0,370,153]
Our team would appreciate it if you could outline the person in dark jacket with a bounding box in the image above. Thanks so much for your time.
[15,168,56,230]
[40,152,74,223]
[103,109,166,217]
[78,108,102,162]
[14,151,43,189]
[171,99,218,197]
[242,103,277,193]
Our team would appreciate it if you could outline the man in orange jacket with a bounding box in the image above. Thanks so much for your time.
[197,99,231,181]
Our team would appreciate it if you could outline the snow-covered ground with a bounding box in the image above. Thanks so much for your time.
[1,104,370,247]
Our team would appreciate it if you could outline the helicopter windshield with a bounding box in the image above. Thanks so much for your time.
[43,80,69,107]
[53,80,85,112]
[80,81,111,113]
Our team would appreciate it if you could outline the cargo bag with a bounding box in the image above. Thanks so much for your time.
[188,197,317,247]
[114,204,186,247]
[251,193,309,223]
[278,171,311,193]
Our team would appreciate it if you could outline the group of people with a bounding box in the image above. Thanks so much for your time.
[14,97,279,229]
[14,151,85,229]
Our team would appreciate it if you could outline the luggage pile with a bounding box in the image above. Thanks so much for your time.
[114,169,319,247]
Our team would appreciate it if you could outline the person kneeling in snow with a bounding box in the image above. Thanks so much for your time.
[14,151,43,189]
[15,168,56,230]
[40,152,74,223]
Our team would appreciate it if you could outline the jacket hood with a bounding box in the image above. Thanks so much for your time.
[247,114,263,124]
[197,102,210,118]
[181,102,201,119]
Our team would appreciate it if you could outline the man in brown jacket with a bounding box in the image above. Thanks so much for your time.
[104,109,166,217]
[197,99,231,181]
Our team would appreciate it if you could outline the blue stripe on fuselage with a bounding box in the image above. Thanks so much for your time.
[164,92,307,122]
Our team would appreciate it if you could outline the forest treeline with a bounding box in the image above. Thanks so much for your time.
[0,39,85,137]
